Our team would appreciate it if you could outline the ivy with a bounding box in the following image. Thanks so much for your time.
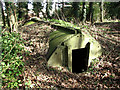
[2,31,25,88]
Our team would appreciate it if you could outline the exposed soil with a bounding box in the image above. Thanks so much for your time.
[18,21,120,89]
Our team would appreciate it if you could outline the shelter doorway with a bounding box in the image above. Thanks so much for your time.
[72,42,90,73]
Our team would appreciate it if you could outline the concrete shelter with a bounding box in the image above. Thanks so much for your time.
[46,24,102,73]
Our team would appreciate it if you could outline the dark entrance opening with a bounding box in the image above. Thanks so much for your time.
[72,42,90,73]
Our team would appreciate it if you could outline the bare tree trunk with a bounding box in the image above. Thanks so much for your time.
[0,1,6,27]
[5,2,18,32]
[61,1,64,14]
[46,0,52,19]
[55,2,57,12]
[54,2,60,19]
[72,2,79,21]
[88,2,93,21]
[12,3,18,32]
[5,2,11,32]
[87,2,94,24]
[61,1,67,21]
[41,10,47,19]
[99,1,104,22]
[81,2,86,24]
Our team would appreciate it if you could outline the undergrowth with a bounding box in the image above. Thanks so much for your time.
[1,31,26,88]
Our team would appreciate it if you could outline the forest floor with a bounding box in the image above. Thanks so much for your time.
[18,21,120,89]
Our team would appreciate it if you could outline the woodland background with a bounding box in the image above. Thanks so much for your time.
[0,1,120,89]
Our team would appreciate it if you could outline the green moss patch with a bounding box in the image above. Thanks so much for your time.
[24,21,36,26]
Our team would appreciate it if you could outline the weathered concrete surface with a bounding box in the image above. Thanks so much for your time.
[47,23,102,72]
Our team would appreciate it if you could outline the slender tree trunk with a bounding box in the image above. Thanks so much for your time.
[12,3,18,32]
[99,1,104,22]
[0,1,6,27]
[55,2,57,11]
[54,2,60,20]
[5,2,18,32]
[41,10,47,19]
[25,3,29,19]
[81,2,86,24]
[35,2,39,17]
[54,2,60,19]
[72,2,79,20]
[61,1,64,14]
[5,2,11,32]
[60,1,66,21]
[87,2,94,24]
[46,0,51,19]
[46,1,49,18]
[36,11,39,17]
[88,2,93,21]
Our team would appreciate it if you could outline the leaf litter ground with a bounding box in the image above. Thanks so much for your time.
[18,21,120,89]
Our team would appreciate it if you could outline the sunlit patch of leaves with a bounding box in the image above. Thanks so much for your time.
[24,21,36,26]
